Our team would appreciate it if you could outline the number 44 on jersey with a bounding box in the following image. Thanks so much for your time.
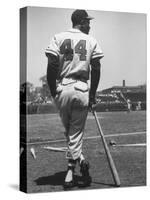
[60,39,87,61]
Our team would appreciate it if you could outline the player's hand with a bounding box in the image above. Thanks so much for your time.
[52,85,63,99]
[51,91,57,99]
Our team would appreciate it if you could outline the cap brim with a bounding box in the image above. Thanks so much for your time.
[86,15,94,20]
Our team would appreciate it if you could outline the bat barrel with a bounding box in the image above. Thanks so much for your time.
[92,110,121,187]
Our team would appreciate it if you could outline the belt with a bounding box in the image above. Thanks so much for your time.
[59,78,87,86]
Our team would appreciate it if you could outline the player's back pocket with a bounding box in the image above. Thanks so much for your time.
[74,81,89,92]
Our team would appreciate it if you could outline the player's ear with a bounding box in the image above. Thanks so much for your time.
[80,19,87,25]
[81,19,90,25]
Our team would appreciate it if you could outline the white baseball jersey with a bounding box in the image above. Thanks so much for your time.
[45,28,104,81]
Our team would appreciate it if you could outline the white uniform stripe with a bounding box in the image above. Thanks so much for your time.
[45,49,58,57]
[92,53,104,58]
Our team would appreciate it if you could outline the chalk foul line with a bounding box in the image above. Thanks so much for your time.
[26,131,146,145]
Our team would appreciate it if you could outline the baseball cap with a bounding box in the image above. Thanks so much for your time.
[71,9,94,25]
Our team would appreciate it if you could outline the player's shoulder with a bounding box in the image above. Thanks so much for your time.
[53,30,71,40]
[53,29,98,46]
[87,34,98,45]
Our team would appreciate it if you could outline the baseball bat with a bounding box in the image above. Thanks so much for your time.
[92,109,121,186]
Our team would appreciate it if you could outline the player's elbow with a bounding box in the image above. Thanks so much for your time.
[46,54,59,81]
[46,53,59,68]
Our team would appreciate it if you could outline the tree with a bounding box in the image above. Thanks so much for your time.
[20,82,35,102]
[40,75,51,99]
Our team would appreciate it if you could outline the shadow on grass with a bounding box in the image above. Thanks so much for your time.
[92,181,116,187]
[34,171,115,188]
[34,171,81,186]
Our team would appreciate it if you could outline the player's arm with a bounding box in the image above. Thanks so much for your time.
[89,57,101,108]
[46,53,59,98]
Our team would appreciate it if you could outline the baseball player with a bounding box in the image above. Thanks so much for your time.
[46,9,104,189]
[127,99,131,112]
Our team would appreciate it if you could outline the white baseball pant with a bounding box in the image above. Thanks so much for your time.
[54,79,89,160]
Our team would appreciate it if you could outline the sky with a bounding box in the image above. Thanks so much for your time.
[22,6,147,90]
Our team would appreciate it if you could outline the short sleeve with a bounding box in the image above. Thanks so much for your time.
[45,36,59,57]
[91,38,104,60]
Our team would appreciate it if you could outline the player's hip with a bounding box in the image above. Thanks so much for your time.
[54,79,89,108]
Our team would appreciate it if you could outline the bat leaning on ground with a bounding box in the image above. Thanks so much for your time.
[92,109,121,187]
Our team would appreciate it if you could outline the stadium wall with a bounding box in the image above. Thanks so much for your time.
[26,102,145,115]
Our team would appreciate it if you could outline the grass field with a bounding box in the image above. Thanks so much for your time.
[24,111,146,193]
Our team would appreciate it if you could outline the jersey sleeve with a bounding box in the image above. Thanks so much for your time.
[45,36,59,57]
[91,38,104,60]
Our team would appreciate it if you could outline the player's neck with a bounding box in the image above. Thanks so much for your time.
[72,25,87,34]
[73,25,81,30]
